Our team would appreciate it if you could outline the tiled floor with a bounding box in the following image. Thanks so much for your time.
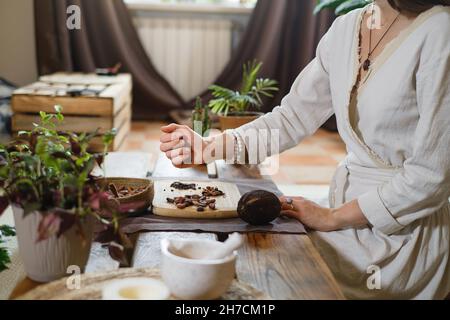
[121,121,347,186]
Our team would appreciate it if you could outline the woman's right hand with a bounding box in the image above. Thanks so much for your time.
[160,124,209,168]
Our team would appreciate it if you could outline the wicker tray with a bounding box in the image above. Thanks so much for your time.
[16,268,270,300]
[96,177,154,210]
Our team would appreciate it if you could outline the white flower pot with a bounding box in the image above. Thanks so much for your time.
[12,206,94,283]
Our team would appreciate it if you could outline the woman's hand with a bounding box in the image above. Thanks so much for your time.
[279,197,369,232]
[280,196,340,232]
[160,124,209,168]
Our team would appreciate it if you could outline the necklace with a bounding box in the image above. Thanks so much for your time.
[363,5,401,71]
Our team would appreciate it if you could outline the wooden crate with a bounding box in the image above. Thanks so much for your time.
[11,73,132,152]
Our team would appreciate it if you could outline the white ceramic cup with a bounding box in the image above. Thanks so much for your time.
[160,238,237,300]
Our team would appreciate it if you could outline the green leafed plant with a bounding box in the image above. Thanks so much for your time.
[314,0,372,15]
[208,61,279,116]
[0,106,135,270]
[192,97,211,137]
[0,225,15,272]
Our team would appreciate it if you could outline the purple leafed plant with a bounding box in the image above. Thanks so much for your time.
[0,105,134,270]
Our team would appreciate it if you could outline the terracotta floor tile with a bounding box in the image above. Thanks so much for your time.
[270,171,295,185]
[326,146,346,154]
[130,123,148,131]
[282,145,328,156]
[281,165,337,185]
[121,140,144,151]
[279,154,338,166]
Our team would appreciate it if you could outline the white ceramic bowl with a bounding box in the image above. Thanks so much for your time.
[161,238,237,300]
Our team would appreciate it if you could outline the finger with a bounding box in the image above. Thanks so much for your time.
[279,196,289,203]
[281,202,297,211]
[161,123,183,133]
[160,130,186,143]
[160,139,185,153]
[166,147,191,160]
[171,153,192,167]
[279,196,305,203]
[281,210,299,219]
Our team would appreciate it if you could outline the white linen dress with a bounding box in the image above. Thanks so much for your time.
[235,5,450,299]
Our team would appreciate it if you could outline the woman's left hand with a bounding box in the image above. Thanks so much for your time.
[280,196,340,232]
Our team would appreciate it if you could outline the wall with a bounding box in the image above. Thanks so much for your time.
[128,2,252,101]
[0,0,38,86]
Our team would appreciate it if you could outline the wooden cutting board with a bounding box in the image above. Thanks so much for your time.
[152,180,241,219]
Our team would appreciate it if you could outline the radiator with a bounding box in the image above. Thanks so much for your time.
[134,17,233,101]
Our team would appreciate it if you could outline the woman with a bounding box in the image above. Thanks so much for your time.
[160,0,450,299]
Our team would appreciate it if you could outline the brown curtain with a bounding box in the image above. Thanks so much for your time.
[196,0,337,129]
[35,0,336,128]
[35,0,184,120]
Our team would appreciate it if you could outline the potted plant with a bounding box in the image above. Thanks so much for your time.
[0,106,125,282]
[192,97,211,137]
[314,0,372,15]
[208,61,279,131]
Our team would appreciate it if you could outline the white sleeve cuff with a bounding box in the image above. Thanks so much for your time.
[358,189,404,235]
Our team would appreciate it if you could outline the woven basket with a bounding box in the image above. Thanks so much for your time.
[96,177,154,211]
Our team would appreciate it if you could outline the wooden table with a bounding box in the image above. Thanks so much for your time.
[10,153,344,300]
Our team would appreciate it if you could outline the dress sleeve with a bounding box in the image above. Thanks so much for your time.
[358,48,450,235]
[234,23,335,163]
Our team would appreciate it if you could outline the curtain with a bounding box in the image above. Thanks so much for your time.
[35,0,336,128]
[197,0,337,130]
[35,0,184,120]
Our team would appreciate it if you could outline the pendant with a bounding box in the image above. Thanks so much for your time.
[363,59,371,71]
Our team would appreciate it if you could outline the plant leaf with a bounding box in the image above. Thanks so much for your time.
[23,202,41,216]
[0,247,12,272]
[52,209,76,238]
[313,0,348,14]
[335,0,372,15]
[37,212,62,242]
[108,242,128,266]
[241,60,262,94]
[0,197,9,217]
[94,224,117,244]
[54,105,63,113]
[0,225,15,237]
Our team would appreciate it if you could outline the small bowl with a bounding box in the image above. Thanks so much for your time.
[160,238,237,300]
[96,177,154,212]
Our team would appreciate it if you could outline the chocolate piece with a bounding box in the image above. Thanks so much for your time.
[202,186,225,197]
[106,183,147,199]
[170,182,197,191]
[165,184,226,212]
[108,183,120,198]
[237,190,281,226]
[177,203,187,209]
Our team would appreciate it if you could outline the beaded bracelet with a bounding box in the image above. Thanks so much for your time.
[231,130,245,165]
[224,130,243,164]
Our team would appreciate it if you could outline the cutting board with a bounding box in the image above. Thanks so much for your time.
[152,180,241,219]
